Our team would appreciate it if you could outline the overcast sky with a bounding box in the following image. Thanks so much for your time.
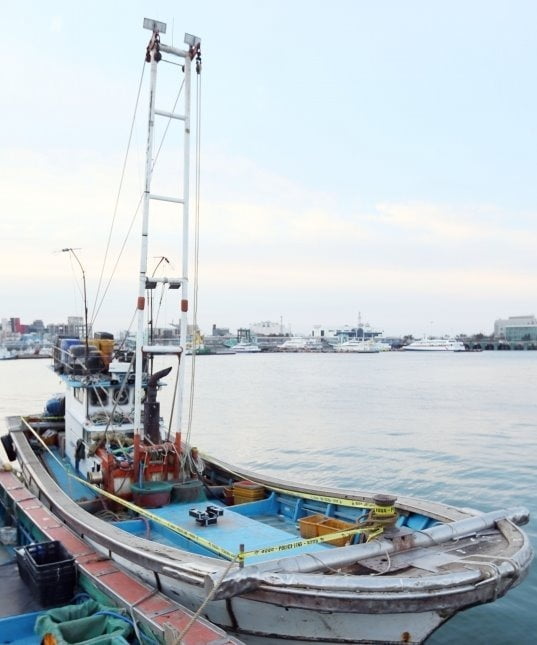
[2,1,537,338]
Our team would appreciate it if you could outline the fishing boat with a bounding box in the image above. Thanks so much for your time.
[1,18,533,645]
[403,338,467,352]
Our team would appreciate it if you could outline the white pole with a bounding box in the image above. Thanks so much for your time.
[174,53,192,437]
[134,44,158,437]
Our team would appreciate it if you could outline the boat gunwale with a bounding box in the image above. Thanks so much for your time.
[6,415,533,606]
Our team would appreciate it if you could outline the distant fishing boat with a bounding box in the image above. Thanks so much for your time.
[1,18,532,645]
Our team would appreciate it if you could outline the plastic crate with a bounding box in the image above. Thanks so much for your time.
[232,481,266,505]
[317,518,356,546]
[16,541,76,607]
[298,514,327,539]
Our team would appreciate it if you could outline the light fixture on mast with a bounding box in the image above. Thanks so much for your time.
[143,18,167,34]
[184,33,201,47]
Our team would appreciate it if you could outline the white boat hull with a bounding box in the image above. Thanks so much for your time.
[95,543,524,644]
[9,423,532,645]
[130,565,448,644]
[402,339,466,352]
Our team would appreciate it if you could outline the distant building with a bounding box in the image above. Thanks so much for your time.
[250,320,288,336]
[494,315,537,341]
[311,326,337,340]
[47,316,93,339]
[9,317,22,333]
[312,325,381,341]
[211,324,230,337]
[27,320,45,334]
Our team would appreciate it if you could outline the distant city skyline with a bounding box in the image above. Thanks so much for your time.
[2,311,529,340]
[1,2,537,339]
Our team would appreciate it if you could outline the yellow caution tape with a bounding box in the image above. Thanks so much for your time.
[239,525,384,561]
[265,484,396,517]
[20,417,386,563]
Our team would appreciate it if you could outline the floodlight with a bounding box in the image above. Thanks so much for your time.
[184,33,201,47]
[143,18,167,34]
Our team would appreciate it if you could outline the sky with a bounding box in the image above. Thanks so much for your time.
[2,1,537,338]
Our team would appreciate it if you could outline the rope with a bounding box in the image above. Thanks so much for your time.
[183,52,203,453]
[91,193,144,324]
[91,71,184,327]
[152,74,185,167]
[166,364,180,442]
[173,554,239,645]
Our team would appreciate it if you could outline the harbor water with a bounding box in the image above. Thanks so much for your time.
[1,351,536,643]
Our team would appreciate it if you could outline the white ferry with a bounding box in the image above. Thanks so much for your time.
[403,338,466,352]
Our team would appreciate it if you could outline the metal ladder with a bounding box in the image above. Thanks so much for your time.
[133,18,201,438]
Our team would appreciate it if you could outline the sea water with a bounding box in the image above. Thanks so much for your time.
[1,351,536,644]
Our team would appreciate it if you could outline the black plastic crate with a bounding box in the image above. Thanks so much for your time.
[16,541,76,607]
[21,540,74,571]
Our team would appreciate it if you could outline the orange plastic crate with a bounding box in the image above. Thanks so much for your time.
[317,518,356,546]
[299,514,327,539]
[232,481,266,504]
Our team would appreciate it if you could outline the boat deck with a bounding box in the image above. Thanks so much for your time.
[0,470,244,645]
[122,498,329,564]
[42,448,329,564]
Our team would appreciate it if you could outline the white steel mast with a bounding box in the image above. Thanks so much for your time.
[134,19,201,442]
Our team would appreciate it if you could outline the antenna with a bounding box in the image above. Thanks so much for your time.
[62,248,89,365]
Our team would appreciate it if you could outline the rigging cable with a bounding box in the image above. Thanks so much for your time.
[90,61,146,328]
[152,76,185,167]
[91,65,185,327]
[183,47,203,453]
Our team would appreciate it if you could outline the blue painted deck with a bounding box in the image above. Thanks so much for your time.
[41,451,328,563]
[118,498,329,565]
[40,451,436,566]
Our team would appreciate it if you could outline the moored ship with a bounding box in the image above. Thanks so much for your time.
[1,18,532,645]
